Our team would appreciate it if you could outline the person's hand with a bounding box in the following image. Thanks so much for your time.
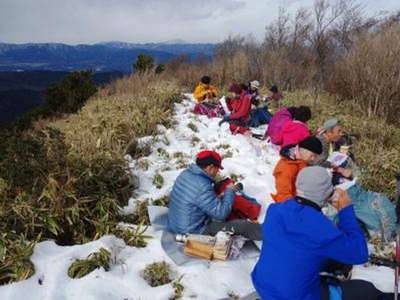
[336,167,352,178]
[330,188,352,211]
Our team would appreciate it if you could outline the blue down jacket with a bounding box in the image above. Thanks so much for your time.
[252,198,368,300]
[168,164,235,234]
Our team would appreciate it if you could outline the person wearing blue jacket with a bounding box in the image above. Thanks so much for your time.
[168,150,262,240]
[252,166,369,300]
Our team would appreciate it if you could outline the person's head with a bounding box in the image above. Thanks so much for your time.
[293,106,311,123]
[320,119,342,142]
[240,83,249,92]
[287,106,297,118]
[296,166,334,207]
[201,76,211,85]
[196,150,224,177]
[297,136,323,163]
[228,83,243,97]
[250,80,260,92]
[269,85,278,93]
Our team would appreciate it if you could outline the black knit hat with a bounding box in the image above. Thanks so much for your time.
[298,136,323,155]
[201,76,211,84]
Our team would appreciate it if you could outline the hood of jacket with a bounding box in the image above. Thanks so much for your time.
[279,145,297,160]
[278,146,308,168]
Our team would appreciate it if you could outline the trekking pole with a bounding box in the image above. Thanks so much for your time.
[395,233,399,300]
[395,173,400,300]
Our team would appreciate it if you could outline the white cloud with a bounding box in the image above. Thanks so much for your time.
[0,0,399,44]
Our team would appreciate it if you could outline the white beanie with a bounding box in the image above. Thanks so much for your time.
[296,166,333,207]
[250,80,260,89]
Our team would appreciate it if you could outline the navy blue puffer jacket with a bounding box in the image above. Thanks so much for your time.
[168,164,235,234]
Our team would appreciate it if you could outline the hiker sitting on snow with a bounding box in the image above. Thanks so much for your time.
[251,166,380,300]
[193,75,218,103]
[313,118,396,241]
[274,106,312,147]
[245,80,273,128]
[246,80,261,107]
[168,150,262,240]
[265,106,297,143]
[219,83,252,135]
[312,118,359,179]
[272,136,323,203]
[192,76,224,118]
[265,84,283,103]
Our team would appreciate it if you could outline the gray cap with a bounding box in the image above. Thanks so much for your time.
[296,166,333,207]
[320,118,340,133]
[250,80,260,89]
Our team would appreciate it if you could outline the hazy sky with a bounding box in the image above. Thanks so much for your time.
[1,0,399,44]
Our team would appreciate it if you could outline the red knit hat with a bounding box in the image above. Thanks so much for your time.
[196,150,224,169]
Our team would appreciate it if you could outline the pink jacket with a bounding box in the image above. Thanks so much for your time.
[267,108,293,144]
[275,120,310,147]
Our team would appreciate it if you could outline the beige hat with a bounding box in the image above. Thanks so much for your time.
[250,80,260,89]
[320,119,340,133]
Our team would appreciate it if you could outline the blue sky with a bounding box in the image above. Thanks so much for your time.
[0,0,399,44]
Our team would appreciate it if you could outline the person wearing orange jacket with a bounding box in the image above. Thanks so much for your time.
[193,76,218,103]
[272,136,323,202]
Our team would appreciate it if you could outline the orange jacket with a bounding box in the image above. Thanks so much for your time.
[193,82,218,103]
[271,157,307,203]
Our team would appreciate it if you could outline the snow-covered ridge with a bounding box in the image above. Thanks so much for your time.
[0,95,394,299]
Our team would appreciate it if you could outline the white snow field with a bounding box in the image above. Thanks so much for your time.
[0,94,395,299]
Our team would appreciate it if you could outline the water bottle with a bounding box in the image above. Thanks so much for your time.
[175,234,187,243]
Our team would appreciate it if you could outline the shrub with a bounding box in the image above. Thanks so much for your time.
[155,64,165,74]
[153,173,164,189]
[42,70,97,116]
[157,147,170,159]
[133,54,155,73]
[152,195,169,207]
[187,122,198,133]
[120,200,150,225]
[0,233,36,285]
[113,225,151,248]
[171,275,185,300]
[190,136,200,146]
[68,248,111,279]
[142,261,172,287]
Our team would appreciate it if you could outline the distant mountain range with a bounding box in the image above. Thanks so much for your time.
[0,42,216,72]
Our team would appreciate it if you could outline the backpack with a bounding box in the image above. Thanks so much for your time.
[266,108,293,144]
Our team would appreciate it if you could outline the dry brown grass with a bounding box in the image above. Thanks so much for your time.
[328,24,400,126]
[0,73,183,284]
[51,73,182,160]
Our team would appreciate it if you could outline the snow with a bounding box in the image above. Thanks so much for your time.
[0,94,395,299]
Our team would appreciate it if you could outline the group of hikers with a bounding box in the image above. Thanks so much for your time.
[166,76,397,300]
[193,75,282,134]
